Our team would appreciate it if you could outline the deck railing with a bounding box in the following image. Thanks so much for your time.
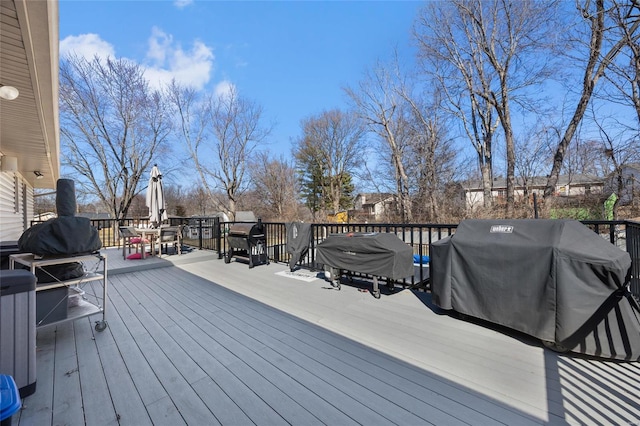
[626,221,640,297]
[35,217,639,298]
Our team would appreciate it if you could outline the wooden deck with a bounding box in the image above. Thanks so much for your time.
[13,247,640,425]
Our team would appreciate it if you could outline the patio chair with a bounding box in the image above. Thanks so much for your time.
[158,226,182,257]
[119,226,147,260]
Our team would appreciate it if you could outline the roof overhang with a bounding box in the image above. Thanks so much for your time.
[0,0,59,189]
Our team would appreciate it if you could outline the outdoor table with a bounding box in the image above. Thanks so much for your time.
[135,228,160,259]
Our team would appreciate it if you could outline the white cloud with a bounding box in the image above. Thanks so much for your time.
[173,0,193,9]
[214,80,235,100]
[59,33,115,61]
[146,27,172,64]
[144,27,214,90]
[59,29,219,94]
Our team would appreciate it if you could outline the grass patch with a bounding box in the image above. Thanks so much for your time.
[550,207,601,220]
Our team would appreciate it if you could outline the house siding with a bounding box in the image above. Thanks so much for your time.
[353,193,396,221]
[463,176,604,210]
[604,165,640,205]
[0,172,33,241]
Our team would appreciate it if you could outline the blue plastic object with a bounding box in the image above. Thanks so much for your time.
[0,375,21,422]
[413,254,430,264]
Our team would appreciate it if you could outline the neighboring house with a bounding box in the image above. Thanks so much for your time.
[604,164,640,206]
[187,212,229,239]
[235,211,257,222]
[352,193,396,221]
[34,211,57,222]
[461,174,604,210]
[76,212,112,220]
[0,0,59,241]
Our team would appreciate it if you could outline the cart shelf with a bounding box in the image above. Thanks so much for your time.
[9,252,108,332]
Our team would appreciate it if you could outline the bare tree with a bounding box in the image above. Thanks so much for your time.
[599,0,640,125]
[184,185,217,217]
[563,138,605,178]
[59,55,172,221]
[125,193,148,218]
[293,109,365,218]
[162,184,188,217]
[583,0,640,214]
[166,81,224,214]
[544,0,640,198]
[345,60,415,222]
[34,192,56,218]
[169,83,270,220]
[513,127,554,203]
[591,108,640,212]
[249,152,300,221]
[397,81,455,222]
[414,3,499,211]
[416,0,557,217]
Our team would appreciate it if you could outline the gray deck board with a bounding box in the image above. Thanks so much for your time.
[172,265,536,424]
[147,267,526,426]
[93,340,152,426]
[97,279,170,409]
[145,395,187,426]
[168,276,473,424]
[16,327,55,425]
[51,322,85,426]
[181,258,640,425]
[73,317,117,426]
[319,303,554,410]
[130,269,348,426]
[14,247,640,426]
[112,274,304,424]
[191,377,256,426]
[108,291,216,425]
[147,284,384,425]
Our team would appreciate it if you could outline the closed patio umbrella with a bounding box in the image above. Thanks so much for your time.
[146,164,168,227]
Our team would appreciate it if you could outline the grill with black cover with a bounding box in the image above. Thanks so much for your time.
[316,232,414,298]
[430,219,640,361]
[225,221,269,268]
[18,179,101,257]
[285,222,312,271]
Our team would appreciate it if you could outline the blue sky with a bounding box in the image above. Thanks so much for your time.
[59,0,424,162]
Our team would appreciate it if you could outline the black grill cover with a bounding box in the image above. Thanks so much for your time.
[286,222,312,270]
[316,232,414,280]
[18,179,102,256]
[56,179,76,217]
[431,219,639,360]
[18,216,102,256]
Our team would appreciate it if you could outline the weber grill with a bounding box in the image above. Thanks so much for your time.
[224,221,269,268]
[431,219,639,360]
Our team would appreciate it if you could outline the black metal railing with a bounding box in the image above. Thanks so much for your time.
[30,216,640,297]
[626,220,640,297]
[30,217,193,250]
[218,219,639,297]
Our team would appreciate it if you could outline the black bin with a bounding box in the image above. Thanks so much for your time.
[0,243,19,270]
[0,270,37,397]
